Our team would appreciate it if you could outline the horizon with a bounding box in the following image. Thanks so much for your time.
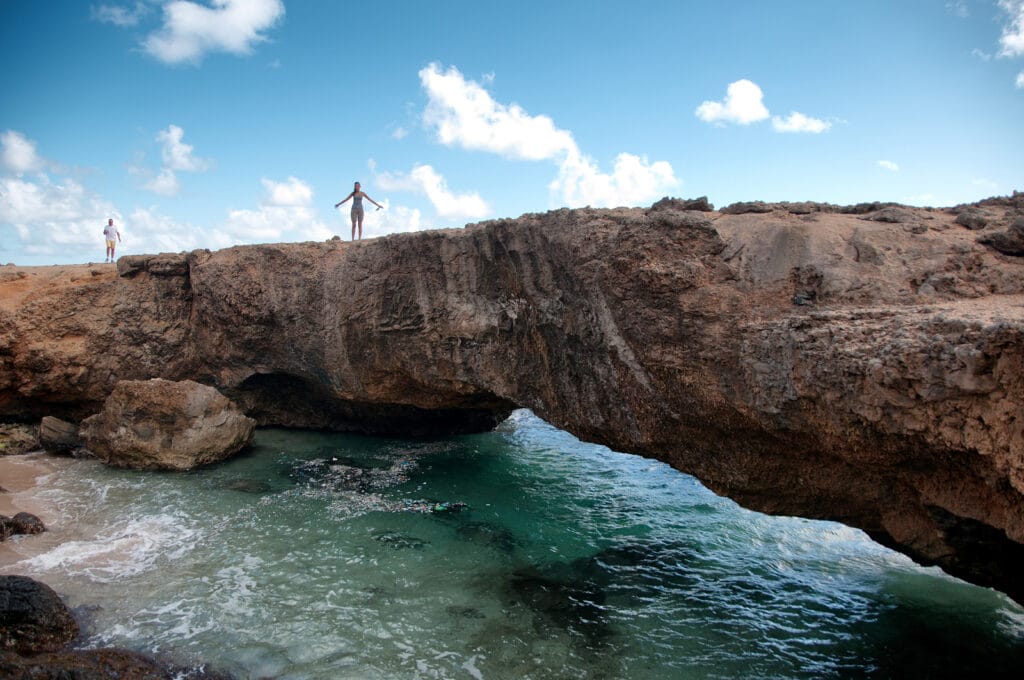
[2,0,1024,266]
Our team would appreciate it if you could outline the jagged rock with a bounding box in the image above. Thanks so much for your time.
[863,207,915,223]
[978,217,1024,256]
[38,416,81,454]
[116,252,189,278]
[79,379,255,470]
[720,200,773,214]
[955,208,992,230]
[838,201,899,215]
[651,196,714,212]
[2,196,1024,604]
[0,424,38,456]
[0,576,78,654]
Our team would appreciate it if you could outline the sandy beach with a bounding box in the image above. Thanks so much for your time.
[0,453,62,568]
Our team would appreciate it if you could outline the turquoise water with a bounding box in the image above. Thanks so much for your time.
[4,410,1023,678]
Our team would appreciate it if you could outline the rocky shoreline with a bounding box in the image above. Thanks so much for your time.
[1,194,1022,606]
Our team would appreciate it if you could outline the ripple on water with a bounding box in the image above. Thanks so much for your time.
[2,415,1023,678]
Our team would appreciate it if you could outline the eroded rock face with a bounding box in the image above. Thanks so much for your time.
[1,196,1023,602]
[79,379,255,470]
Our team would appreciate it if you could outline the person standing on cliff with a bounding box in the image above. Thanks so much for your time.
[334,181,382,241]
[103,218,121,263]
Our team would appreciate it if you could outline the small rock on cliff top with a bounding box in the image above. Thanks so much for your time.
[79,379,255,470]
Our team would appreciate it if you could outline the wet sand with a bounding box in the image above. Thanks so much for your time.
[0,454,62,568]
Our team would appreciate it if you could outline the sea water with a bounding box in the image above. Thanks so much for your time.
[3,410,1023,679]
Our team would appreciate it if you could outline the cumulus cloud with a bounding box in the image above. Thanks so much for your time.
[376,164,489,219]
[552,150,677,209]
[1,130,46,174]
[771,111,831,134]
[420,63,576,161]
[91,2,149,27]
[0,173,120,260]
[141,124,209,196]
[144,168,180,196]
[144,0,285,65]
[218,176,332,247]
[877,160,900,172]
[695,79,770,126]
[418,63,677,208]
[697,79,833,136]
[157,124,209,171]
[1017,71,1024,88]
[999,0,1024,57]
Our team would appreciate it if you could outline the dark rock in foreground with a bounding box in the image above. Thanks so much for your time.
[0,575,233,679]
[0,576,77,654]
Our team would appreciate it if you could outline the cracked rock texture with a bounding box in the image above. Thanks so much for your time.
[1,194,1023,602]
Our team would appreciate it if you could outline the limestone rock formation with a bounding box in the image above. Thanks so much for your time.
[0,195,1023,603]
[79,379,255,470]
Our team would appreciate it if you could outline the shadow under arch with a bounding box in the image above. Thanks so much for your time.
[229,371,516,437]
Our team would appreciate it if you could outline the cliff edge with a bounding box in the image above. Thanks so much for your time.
[2,195,1023,603]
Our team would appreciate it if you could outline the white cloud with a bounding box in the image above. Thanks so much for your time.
[0,173,119,260]
[695,79,770,126]
[971,47,992,61]
[391,126,409,140]
[144,168,180,196]
[144,0,285,65]
[1,130,46,174]
[877,160,900,172]
[377,164,489,219]
[142,124,209,196]
[126,206,204,253]
[999,0,1024,57]
[552,150,677,209]
[771,111,831,134]
[219,176,332,246]
[261,176,312,206]
[157,124,209,171]
[354,201,424,239]
[420,62,576,161]
[92,3,149,27]
[1017,71,1024,87]
[418,63,677,208]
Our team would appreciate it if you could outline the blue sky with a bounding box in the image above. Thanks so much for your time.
[1,0,1022,265]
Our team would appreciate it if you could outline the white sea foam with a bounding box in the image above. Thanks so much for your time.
[17,513,202,582]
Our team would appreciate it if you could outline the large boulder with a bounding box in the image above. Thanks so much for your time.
[38,416,82,455]
[79,379,255,470]
[0,575,78,654]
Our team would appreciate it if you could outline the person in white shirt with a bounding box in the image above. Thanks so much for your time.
[103,218,121,263]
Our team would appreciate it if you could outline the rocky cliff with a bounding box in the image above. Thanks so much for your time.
[2,195,1023,603]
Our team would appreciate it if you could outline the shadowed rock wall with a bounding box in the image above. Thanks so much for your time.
[2,196,1023,602]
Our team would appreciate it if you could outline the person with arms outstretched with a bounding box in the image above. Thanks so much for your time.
[334,181,382,241]
[103,218,121,263]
